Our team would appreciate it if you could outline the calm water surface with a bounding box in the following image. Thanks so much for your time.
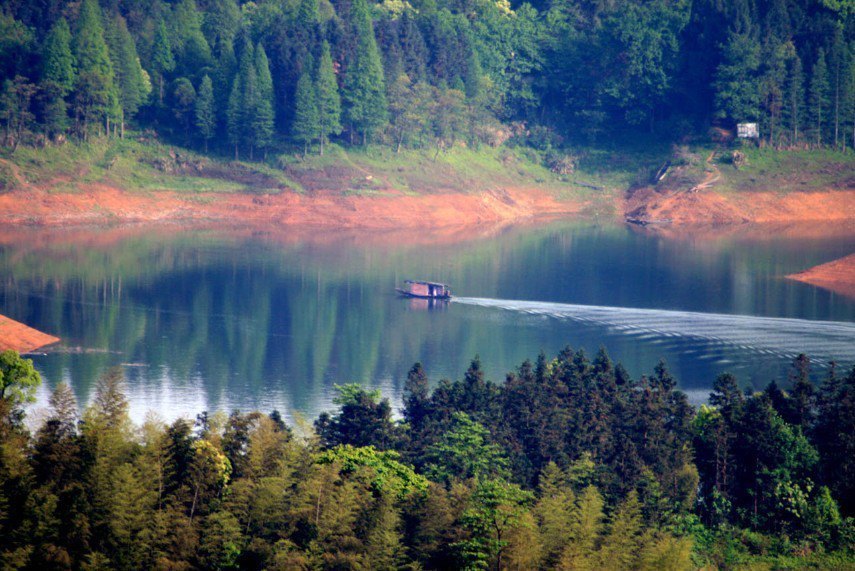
[2,221,853,423]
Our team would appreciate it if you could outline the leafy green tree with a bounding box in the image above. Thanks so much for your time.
[314,384,399,450]
[195,75,216,151]
[174,0,213,78]
[342,0,388,144]
[423,411,508,485]
[202,0,241,57]
[455,478,533,571]
[315,41,342,156]
[72,0,118,139]
[808,48,830,146]
[0,350,41,409]
[197,510,242,569]
[151,19,175,105]
[0,77,37,149]
[291,67,318,155]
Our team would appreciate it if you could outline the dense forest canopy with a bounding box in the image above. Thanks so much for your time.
[0,347,853,569]
[0,0,853,157]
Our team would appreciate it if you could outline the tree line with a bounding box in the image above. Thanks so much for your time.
[0,346,852,569]
[0,0,853,159]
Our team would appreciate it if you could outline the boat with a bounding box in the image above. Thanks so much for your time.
[396,280,452,300]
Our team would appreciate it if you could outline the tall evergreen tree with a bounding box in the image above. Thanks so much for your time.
[784,51,805,145]
[808,48,830,146]
[714,23,761,123]
[195,74,215,151]
[292,66,318,155]
[42,18,75,94]
[315,41,342,156]
[72,0,118,139]
[105,14,147,137]
[227,40,256,160]
[829,25,846,148]
[342,0,388,144]
[40,17,75,139]
[151,19,175,105]
[252,43,275,159]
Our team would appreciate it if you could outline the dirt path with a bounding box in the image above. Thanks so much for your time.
[689,151,720,193]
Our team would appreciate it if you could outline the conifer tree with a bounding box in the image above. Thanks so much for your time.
[40,18,75,139]
[151,19,175,105]
[784,52,805,145]
[253,43,275,158]
[227,40,255,159]
[809,48,830,146]
[292,66,319,155]
[714,24,761,123]
[214,39,237,131]
[195,75,216,151]
[315,41,342,156]
[829,26,845,148]
[42,18,75,93]
[342,0,388,145]
[105,14,147,137]
[72,0,118,139]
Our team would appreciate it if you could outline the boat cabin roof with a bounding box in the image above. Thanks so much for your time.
[404,280,449,287]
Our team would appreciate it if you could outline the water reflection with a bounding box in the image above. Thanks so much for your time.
[1,220,853,424]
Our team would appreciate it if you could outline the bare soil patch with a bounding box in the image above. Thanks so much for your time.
[0,314,59,353]
[787,253,855,300]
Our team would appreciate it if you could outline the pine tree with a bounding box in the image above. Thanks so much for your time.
[42,18,75,93]
[292,66,318,155]
[846,47,855,151]
[195,75,216,151]
[342,0,388,145]
[227,40,255,160]
[214,39,237,132]
[714,24,761,123]
[40,18,75,139]
[151,19,175,105]
[315,41,342,156]
[808,48,830,146]
[72,0,118,139]
[784,51,804,145]
[105,14,147,137]
[829,25,845,148]
[253,43,275,159]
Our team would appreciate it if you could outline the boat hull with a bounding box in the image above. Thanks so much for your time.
[395,288,452,300]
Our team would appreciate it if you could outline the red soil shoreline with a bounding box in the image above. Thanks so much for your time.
[0,183,584,229]
[0,314,59,354]
[787,253,855,299]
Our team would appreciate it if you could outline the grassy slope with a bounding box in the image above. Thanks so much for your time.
[2,136,851,218]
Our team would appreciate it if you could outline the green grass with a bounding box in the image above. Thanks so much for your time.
[5,134,849,212]
[715,146,854,194]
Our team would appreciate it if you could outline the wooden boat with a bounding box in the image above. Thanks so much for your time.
[396,280,452,300]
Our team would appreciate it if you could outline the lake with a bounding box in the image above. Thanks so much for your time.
[2,220,853,424]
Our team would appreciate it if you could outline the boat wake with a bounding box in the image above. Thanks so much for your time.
[453,297,855,365]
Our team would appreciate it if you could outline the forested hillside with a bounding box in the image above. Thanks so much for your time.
[0,348,853,569]
[0,0,853,159]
